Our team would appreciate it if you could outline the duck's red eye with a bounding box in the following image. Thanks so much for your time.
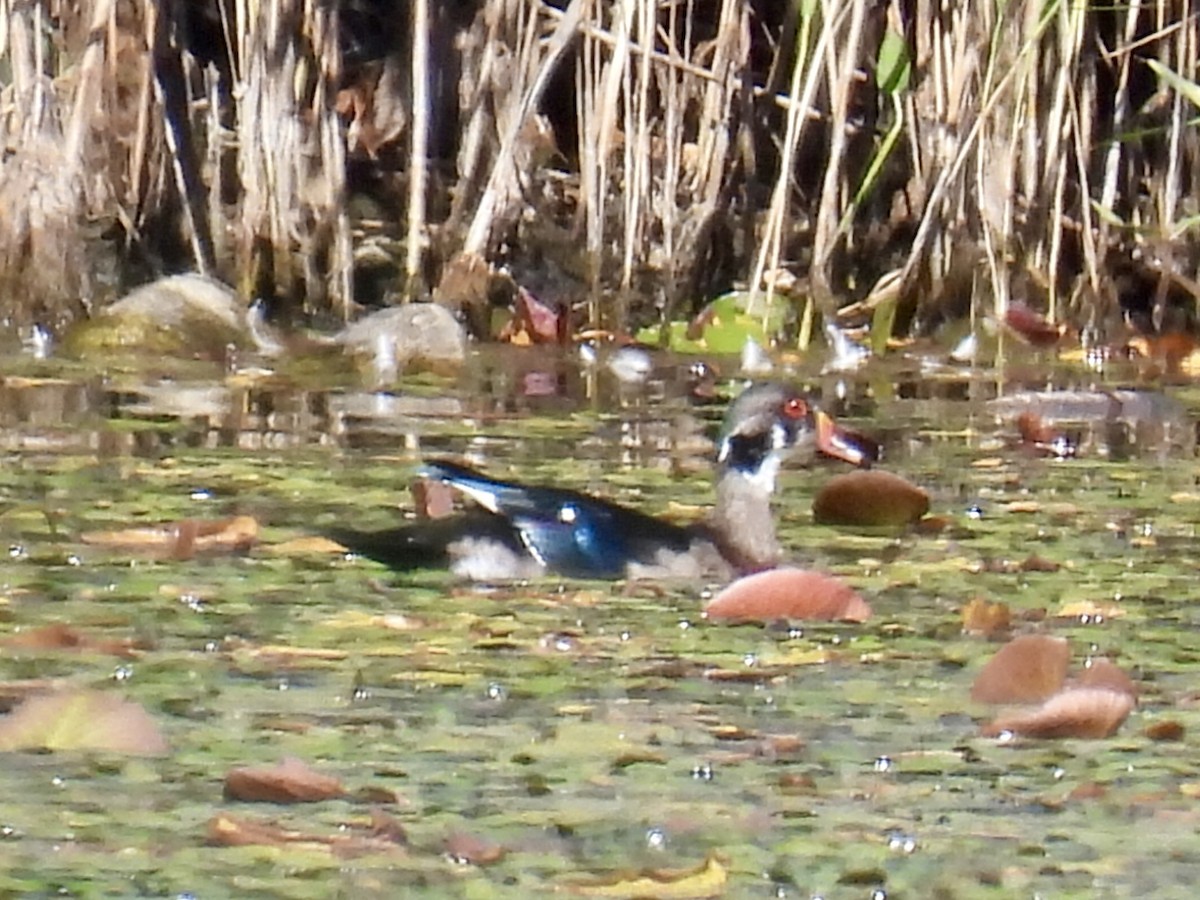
[783,397,808,419]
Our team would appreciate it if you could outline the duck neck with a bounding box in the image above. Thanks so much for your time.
[706,460,782,574]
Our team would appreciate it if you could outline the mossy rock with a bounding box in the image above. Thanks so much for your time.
[63,274,251,361]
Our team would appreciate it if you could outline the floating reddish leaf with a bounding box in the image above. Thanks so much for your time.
[970,634,1070,704]
[961,598,1011,638]
[982,687,1134,739]
[81,515,258,560]
[4,623,143,658]
[0,689,168,756]
[412,477,456,519]
[1004,303,1066,347]
[224,757,345,803]
[704,568,871,623]
[812,470,929,527]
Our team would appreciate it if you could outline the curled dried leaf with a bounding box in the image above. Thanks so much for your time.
[971,634,1070,704]
[982,687,1134,739]
[961,598,1011,638]
[704,568,871,623]
[0,689,168,756]
[1075,658,1137,699]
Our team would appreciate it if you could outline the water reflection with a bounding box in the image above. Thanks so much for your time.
[0,348,1193,468]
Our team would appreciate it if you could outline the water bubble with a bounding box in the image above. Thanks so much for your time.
[179,594,204,612]
[887,831,917,853]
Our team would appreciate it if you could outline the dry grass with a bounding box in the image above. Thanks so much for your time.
[0,0,1196,341]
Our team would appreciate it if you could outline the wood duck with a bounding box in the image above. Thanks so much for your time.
[331,382,860,580]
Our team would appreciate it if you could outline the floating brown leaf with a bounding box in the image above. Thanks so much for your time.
[704,568,871,623]
[812,470,929,527]
[81,515,258,560]
[0,689,168,756]
[970,634,1070,704]
[1144,719,1185,742]
[961,598,1011,637]
[563,852,727,898]
[224,757,345,803]
[982,687,1134,739]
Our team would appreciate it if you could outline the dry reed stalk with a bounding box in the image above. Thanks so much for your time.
[405,0,430,299]
[228,0,348,311]
[809,0,867,308]
[748,2,839,324]
[463,0,583,258]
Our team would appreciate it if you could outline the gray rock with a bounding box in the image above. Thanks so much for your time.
[337,303,466,380]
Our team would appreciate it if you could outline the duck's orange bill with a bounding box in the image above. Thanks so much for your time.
[814,410,875,468]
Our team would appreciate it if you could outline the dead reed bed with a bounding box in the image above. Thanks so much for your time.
[0,0,1195,341]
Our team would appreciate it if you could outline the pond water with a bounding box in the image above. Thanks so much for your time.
[0,343,1198,898]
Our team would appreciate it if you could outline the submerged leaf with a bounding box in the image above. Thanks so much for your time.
[4,622,143,658]
[0,689,168,756]
[563,853,727,899]
[207,812,406,857]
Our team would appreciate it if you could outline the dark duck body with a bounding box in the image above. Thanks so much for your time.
[331,383,854,580]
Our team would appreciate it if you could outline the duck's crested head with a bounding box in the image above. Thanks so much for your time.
[716,382,822,479]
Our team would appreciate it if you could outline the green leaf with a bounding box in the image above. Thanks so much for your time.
[1146,59,1200,110]
[876,30,911,95]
